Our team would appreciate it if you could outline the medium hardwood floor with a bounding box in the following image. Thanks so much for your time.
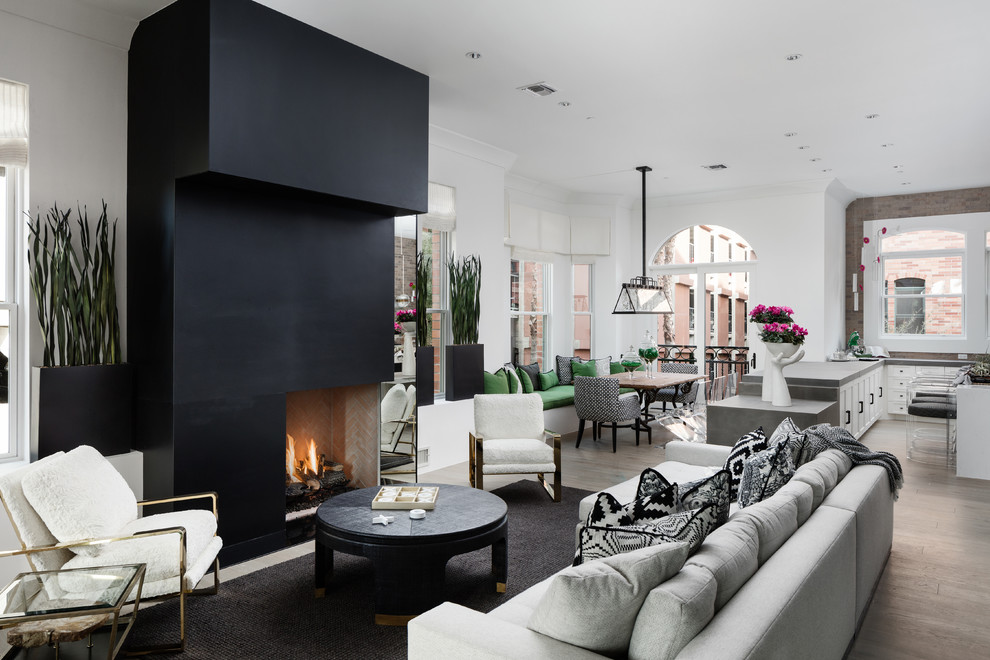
[423,418,990,659]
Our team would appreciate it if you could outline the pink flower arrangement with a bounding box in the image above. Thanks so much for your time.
[748,304,794,324]
[395,308,416,323]
[758,322,809,345]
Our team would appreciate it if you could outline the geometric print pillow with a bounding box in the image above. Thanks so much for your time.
[723,427,767,499]
[636,467,674,499]
[678,469,731,526]
[577,504,718,564]
[586,484,680,528]
[737,443,795,508]
[556,355,579,385]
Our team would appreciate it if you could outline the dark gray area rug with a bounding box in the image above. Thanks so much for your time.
[126,480,591,659]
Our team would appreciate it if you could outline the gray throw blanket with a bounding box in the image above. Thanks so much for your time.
[802,423,904,499]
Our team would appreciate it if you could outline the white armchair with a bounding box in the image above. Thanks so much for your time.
[0,445,221,652]
[469,393,561,502]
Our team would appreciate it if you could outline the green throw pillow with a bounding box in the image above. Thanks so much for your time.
[519,368,535,393]
[506,368,520,394]
[540,370,559,390]
[483,369,510,394]
[610,361,625,375]
[572,360,598,378]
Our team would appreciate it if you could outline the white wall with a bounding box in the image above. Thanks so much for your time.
[824,182,851,355]
[639,181,840,363]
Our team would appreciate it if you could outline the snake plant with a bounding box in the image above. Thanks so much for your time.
[447,254,481,345]
[415,250,432,347]
[27,201,121,367]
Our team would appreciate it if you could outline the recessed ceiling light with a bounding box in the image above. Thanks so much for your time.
[585,116,595,120]
[558,101,571,107]
[901,182,912,185]
[786,54,802,61]
[798,145,810,150]
[881,143,894,148]
[865,114,880,119]
[893,165,903,169]
[809,157,822,162]
[701,164,729,170]
[821,169,832,173]
[465,51,482,60]
[784,132,797,138]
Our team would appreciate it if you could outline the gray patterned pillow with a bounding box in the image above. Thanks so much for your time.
[555,355,579,385]
[738,443,795,508]
[577,504,718,564]
[724,427,767,499]
[636,467,674,499]
[678,469,731,526]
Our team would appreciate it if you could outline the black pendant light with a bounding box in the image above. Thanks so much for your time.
[613,166,673,314]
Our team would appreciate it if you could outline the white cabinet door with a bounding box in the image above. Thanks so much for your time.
[839,384,853,432]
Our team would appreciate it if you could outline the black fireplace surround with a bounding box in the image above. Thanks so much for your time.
[127,0,427,564]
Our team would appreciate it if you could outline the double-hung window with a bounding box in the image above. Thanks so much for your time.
[418,182,456,398]
[510,257,551,368]
[572,264,592,360]
[0,78,28,460]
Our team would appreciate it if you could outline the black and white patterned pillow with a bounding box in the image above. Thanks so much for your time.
[737,443,795,508]
[576,504,718,564]
[587,485,679,528]
[723,427,767,499]
[555,355,578,385]
[636,467,674,499]
[678,469,731,526]
[591,356,612,377]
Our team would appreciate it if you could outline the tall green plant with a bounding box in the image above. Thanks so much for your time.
[27,201,121,367]
[415,250,432,346]
[447,254,481,345]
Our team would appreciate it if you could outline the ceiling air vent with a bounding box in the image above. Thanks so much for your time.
[702,164,729,170]
[517,81,557,97]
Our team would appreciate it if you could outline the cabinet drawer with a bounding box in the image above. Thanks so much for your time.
[888,378,912,389]
[888,402,907,415]
[890,390,908,403]
[916,366,948,377]
[889,366,915,377]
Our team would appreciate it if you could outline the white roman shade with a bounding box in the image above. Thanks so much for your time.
[0,80,28,169]
[511,246,555,264]
[419,182,456,231]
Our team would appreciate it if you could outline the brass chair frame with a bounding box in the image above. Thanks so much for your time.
[468,429,562,502]
[0,491,221,654]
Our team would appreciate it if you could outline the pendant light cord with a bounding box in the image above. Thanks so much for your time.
[636,165,652,278]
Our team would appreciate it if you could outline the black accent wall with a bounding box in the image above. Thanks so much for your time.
[128,0,428,563]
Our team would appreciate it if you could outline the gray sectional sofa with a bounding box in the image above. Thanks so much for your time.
[408,440,894,660]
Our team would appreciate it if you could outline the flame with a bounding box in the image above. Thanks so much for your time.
[286,434,321,483]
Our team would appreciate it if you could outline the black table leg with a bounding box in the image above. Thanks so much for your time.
[492,533,508,593]
[314,544,333,598]
[374,557,448,625]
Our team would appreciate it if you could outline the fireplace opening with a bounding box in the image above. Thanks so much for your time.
[284,384,379,545]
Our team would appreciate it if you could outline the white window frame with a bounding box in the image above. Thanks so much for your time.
[0,165,26,462]
[510,258,552,369]
[865,213,990,352]
[572,262,593,358]
[419,226,450,399]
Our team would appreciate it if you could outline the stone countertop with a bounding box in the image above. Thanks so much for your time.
[742,360,883,388]
[883,358,972,368]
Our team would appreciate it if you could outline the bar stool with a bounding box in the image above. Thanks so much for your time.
[906,376,957,467]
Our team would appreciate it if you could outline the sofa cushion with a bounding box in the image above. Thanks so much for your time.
[817,448,853,480]
[555,355,579,385]
[571,359,598,378]
[483,369,510,394]
[539,370,559,390]
[579,504,717,564]
[0,451,74,572]
[723,427,768,499]
[22,445,137,557]
[628,564,717,660]
[774,479,815,525]
[732,490,800,565]
[483,438,554,466]
[518,363,542,391]
[678,469,732,526]
[791,465,827,509]
[798,454,841,493]
[537,385,575,410]
[684,516,760,611]
[587,484,679,528]
[738,443,795,508]
[528,542,690,657]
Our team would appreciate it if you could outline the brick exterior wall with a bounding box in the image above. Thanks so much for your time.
[845,186,990,359]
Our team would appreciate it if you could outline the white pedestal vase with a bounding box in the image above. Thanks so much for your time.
[761,341,806,407]
[401,332,416,377]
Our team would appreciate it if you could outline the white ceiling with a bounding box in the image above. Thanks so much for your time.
[69,0,990,200]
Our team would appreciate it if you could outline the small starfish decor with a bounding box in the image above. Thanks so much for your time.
[372,514,395,526]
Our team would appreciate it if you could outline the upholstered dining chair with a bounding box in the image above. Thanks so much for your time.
[650,362,702,412]
[469,393,561,502]
[0,445,222,653]
[573,375,646,453]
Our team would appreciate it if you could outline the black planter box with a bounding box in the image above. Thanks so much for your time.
[445,344,484,402]
[33,364,134,459]
[416,346,435,406]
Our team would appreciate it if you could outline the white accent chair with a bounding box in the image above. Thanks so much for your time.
[469,393,562,502]
[0,445,222,653]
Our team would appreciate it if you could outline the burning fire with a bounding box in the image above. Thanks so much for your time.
[286,434,321,483]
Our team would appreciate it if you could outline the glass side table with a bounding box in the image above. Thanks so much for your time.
[0,564,145,660]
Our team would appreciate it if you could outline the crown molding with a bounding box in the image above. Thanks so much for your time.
[428,124,517,171]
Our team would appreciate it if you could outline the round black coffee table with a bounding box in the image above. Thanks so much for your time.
[314,484,508,625]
